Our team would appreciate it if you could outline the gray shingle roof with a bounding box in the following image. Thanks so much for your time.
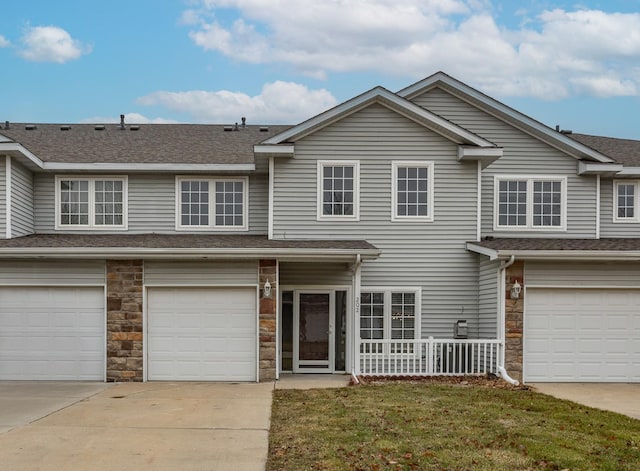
[0,123,291,164]
[471,238,640,252]
[0,233,377,252]
[569,133,640,167]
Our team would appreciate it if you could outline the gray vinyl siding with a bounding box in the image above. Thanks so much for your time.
[34,173,268,234]
[143,260,259,285]
[273,104,480,338]
[412,88,597,238]
[279,262,352,286]
[0,156,5,238]
[0,259,105,285]
[600,178,640,237]
[10,160,34,237]
[525,261,640,287]
[478,257,499,338]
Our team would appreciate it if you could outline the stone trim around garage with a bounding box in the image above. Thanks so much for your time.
[106,260,143,382]
[504,261,524,383]
[259,259,277,381]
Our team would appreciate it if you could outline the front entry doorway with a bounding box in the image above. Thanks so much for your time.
[281,289,348,373]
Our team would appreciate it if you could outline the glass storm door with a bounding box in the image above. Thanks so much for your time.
[294,291,334,372]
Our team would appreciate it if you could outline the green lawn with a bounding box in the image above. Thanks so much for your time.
[268,379,640,470]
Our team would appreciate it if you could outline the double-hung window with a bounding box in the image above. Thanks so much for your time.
[317,161,359,220]
[360,289,420,354]
[176,176,248,230]
[392,161,434,221]
[613,181,640,222]
[495,176,566,230]
[56,176,127,229]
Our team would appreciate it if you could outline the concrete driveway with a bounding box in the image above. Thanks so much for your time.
[531,383,640,420]
[0,381,273,471]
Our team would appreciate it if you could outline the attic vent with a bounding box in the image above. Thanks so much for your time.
[223,126,233,132]
[130,125,140,131]
[60,125,71,131]
[259,126,269,132]
[95,125,105,131]
[25,124,37,130]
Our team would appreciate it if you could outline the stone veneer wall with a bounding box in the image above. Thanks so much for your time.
[259,259,277,381]
[504,261,524,382]
[106,260,143,382]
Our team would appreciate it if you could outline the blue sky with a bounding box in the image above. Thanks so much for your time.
[1,0,639,139]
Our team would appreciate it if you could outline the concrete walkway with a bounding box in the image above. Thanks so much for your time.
[531,383,640,420]
[0,382,273,471]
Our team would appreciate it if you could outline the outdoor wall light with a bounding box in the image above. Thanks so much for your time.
[263,279,272,299]
[510,280,522,300]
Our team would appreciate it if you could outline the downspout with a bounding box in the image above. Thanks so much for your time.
[350,254,362,384]
[498,255,520,385]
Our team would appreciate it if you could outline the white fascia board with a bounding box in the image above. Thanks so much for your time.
[458,146,503,168]
[0,247,381,260]
[397,73,614,164]
[466,242,640,261]
[253,144,294,157]
[615,167,640,177]
[41,162,255,172]
[0,142,44,168]
[577,161,624,175]
[262,86,493,147]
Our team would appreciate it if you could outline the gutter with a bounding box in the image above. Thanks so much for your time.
[498,255,520,386]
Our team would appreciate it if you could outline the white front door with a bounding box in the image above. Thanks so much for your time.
[293,291,334,373]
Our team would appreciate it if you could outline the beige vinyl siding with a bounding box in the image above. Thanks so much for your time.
[0,259,105,285]
[478,257,499,338]
[600,178,640,237]
[525,261,640,287]
[413,88,597,238]
[279,262,352,286]
[34,173,268,234]
[273,104,480,338]
[10,160,34,237]
[143,260,259,285]
[0,156,5,238]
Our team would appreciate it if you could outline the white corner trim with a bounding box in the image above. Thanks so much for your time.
[268,157,274,239]
[596,174,600,239]
[476,160,481,241]
[5,156,11,239]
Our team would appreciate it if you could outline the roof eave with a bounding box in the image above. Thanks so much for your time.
[253,144,294,158]
[466,243,640,261]
[577,161,625,176]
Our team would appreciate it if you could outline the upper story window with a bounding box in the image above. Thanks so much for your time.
[614,180,639,222]
[55,176,127,230]
[176,176,248,231]
[392,161,434,222]
[494,176,567,231]
[317,161,360,220]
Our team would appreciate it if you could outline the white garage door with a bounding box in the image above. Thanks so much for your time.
[147,287,256,381]
[525,288,640,382]
[0,287,105,380]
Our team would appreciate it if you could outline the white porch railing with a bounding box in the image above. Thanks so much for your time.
[359,337,502,376]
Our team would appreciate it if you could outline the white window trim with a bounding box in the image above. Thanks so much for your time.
[175,176,249,231]
[55,175,128,230]
[493,175,567,231]
[391,161,434,222]
[359,286,422,343]
[316,160,360,221]
[613,180,640,223]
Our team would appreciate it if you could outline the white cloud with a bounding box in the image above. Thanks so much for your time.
[0,35,10,48]
[80,113,179,124]
[19,26,91,63]
[136,81,337,123]
[184,1,640,99]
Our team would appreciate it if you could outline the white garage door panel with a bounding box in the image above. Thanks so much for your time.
[525,288,640,382]
[147,287,256,381]
[0,287,105,380]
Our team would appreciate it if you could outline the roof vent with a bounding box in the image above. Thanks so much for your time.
[60,125,71,131]
[560,129,573,135]
[223,126,233,132]
[25,124,37,131]
[259,126,269,132]
[94,125,105,131]
[119,114,126,130]
[4,121,9,130]
[241,117,246,128]
[130,125,140,131]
